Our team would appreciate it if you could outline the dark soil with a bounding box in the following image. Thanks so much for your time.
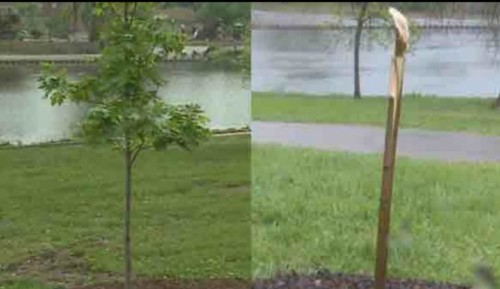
[1,248,473,289]
[74,270,472,289]
[0,248,122,287]
[74,278,251,289]
[252,270,472,289]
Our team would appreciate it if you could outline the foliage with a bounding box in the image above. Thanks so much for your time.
[343,3,421,52]
[39,2,211,154]
[14,3,43,33]
[207,25,250,74]
[195,2,250,27]
[0,10,21,39]
[44,15,70,39]
[332,2,421,98]
[240,26,251,76]
[194,2,250,40]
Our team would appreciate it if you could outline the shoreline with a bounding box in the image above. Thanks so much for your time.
[0,46,243,66]
[251,9,498,30]
[0,127,250,149]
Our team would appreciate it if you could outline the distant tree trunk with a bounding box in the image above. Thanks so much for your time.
[89,17,98,42]
[354,2,369,99]
[494,93,500,109]
[71,2,79,33]
[88,2,99,43]
[124,139,133,289]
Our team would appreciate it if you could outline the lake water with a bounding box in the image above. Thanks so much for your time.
[0,63,250,145]
[252,28,500,97]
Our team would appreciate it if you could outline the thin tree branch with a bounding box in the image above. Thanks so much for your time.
[108,3,121,19]
[124,2,129,26]
[130,137,151,165]
[130,144,142,165]
[130,2,138,25]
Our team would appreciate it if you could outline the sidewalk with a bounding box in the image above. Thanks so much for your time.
[251,121,500,162]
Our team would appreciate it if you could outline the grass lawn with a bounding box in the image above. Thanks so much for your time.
[0,135,250,288]
[252,144,500,284]
[252,92,500,136]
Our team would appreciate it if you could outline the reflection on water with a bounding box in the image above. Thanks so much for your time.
[0,63,249,145]
[252,28,500,97]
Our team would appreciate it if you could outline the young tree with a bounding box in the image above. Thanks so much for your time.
[38,2,210,288]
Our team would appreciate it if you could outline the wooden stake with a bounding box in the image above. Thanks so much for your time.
[374,7,409,289]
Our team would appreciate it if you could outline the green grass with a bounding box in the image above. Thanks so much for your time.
[0,135,250,288]
[253,92,500,136]
[252,144,500,284]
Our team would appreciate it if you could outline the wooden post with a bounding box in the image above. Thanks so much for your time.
[374,7,410,289]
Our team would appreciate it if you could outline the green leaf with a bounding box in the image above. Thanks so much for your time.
[36,1,210,153]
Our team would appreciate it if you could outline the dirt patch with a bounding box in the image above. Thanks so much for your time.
[1,248,121,288]
[222,183,250,194]
[253,271,471,289]
[75,278,251,289]
[71,271,472,289]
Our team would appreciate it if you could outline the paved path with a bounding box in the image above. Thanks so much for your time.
[0,46,243,65]
[251,121,500,162]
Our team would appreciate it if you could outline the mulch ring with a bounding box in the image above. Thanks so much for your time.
[74,278,251,289]
[74,270,472,289]
[252,270,472,289]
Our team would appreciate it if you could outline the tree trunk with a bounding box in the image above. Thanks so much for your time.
[494,93,500,109]
[89,16,98,42]
[354,2,369,99]
[88,2,100,43]
[124,141,133,289]
[71,2,79,34]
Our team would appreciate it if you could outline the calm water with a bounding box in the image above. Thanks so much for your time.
[0,63,250,145]
[252,28,500,97]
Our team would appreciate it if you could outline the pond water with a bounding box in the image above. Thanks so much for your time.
[0,63,250,145]
[252,28,500,97]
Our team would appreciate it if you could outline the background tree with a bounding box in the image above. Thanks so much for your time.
[195,2,250,40]
[14,3,42,39]
[479,2,500,108]
[240,26,251,76]
[38,2,210,288]
[340,2,421,99]
[44,12,70,41]
[0,6,22,40]
[67,2,103,43]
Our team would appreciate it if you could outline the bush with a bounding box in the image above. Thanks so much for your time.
[30,29,42,39]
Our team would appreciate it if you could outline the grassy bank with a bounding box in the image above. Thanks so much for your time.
[252,92,500,135]
[0,135,250,288]
[252,144,500,284]
[253,2,346,15]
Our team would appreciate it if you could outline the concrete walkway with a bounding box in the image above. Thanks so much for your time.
[0,46,243,65]
[251,121,500,162]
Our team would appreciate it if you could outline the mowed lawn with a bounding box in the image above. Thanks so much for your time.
[252,144,500,284]
[253,92,500,135]
[0,135,250,288]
